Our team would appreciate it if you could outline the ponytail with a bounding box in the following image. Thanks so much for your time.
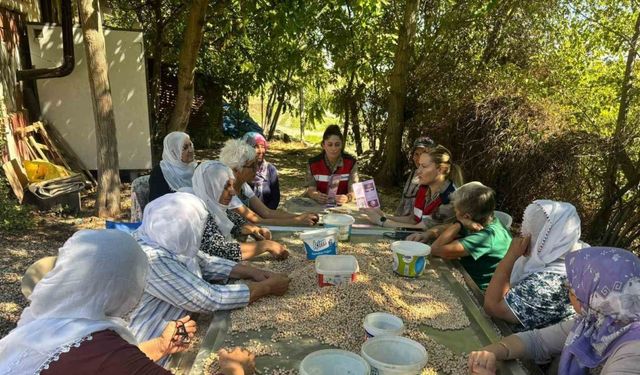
[449,163,464,187]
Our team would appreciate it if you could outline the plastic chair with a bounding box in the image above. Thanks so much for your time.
[21,256,57,298]
[494,210,513,229]
[105,220,142,234]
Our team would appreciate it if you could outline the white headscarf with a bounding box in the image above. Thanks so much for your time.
[134,192,210,277]
[159,131,197,191]
[510,200,588,285]
[192,161,236,240]
[0,230,148,375]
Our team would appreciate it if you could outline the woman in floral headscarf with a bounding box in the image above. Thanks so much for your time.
[242,132,280,209]
[484,200,588,331]
[468,247,640,375]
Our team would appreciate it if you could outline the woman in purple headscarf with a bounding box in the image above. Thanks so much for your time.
[467,247,640,375]
[241,132,281,209]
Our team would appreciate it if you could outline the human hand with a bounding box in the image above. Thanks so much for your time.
[258,240,289,260]
[159,315,197,356]
[263,274,290,296]
[459,218,484,232]
[256,227,272,240]
[218,347,256,375]
[406,232,432,243]
[335,194,349,204]
[467,351,497,375]
[360,207,383,225]
[312,191,328,204]
[294,213,318,226]
[249,267,275,282]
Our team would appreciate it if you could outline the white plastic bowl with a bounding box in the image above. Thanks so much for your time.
[323,213,356,241]
[300,349,371,375]
[363,312,404,339]
[361,336,428,375]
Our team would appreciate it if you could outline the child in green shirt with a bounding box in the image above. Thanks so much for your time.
[428,181,512,289]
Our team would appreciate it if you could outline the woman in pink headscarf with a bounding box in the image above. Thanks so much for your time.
[241,132,281,210]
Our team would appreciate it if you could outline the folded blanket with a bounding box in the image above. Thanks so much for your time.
[28,174,85,198]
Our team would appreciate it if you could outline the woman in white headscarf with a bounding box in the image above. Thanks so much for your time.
[0,229,196,375]
[191,161,289,261]
[483,200,588,331]
[128,192,290,365]
[149,131,196,202]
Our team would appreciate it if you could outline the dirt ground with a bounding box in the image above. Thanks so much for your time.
[0,141,403,337]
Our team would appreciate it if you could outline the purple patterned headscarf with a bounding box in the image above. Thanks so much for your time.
[560,247,640,374]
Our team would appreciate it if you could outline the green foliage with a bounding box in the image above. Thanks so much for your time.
[0,178,33,232]
[102,0,640,250]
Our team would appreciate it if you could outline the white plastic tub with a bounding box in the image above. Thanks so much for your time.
[315,255,359,287]
[361,336,428,375]
[300,349,370,375]
[323,213,356,241]
[391,241,431,277]
[363,312,404,339]
[300,228,339,260]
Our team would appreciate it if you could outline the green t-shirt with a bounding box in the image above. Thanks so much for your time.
[458,218,512,290]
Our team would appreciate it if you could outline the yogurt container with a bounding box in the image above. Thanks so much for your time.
[323,213,356,241]
[315,255,359,287]
[300,228,339,260]
[391,241,431,277]
[363,312,404,340]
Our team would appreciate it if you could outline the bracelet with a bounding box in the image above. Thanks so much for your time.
[497,341,511,359]
[454,220,464,228]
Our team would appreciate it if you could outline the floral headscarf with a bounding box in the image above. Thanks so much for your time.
[242,132,270,194]
[241,132,268,150]
[560,247,640,374]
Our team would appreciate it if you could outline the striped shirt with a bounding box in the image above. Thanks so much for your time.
[128,248,250,366]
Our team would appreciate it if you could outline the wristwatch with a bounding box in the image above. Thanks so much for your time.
[379,216,387,227]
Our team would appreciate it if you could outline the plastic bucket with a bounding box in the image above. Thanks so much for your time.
[391,241,431,277]
[300,349,370,375]
[361,336,428,375]
[324,214,356,241]
[363,312,404,340]
[315,255,359,287]
[300,228,339,260]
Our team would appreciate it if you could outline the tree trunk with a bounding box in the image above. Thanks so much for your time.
[590,11,640,242]
[199,80,224,148]
[267,97,284,140]
[264,85,277,129]
[343,102,350,142]
[351,95,363,155]
[375,0,421,186]
[167,0,208,132]
[299,86,305,141]
[149,0,163,131]
[77,0,121,217]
